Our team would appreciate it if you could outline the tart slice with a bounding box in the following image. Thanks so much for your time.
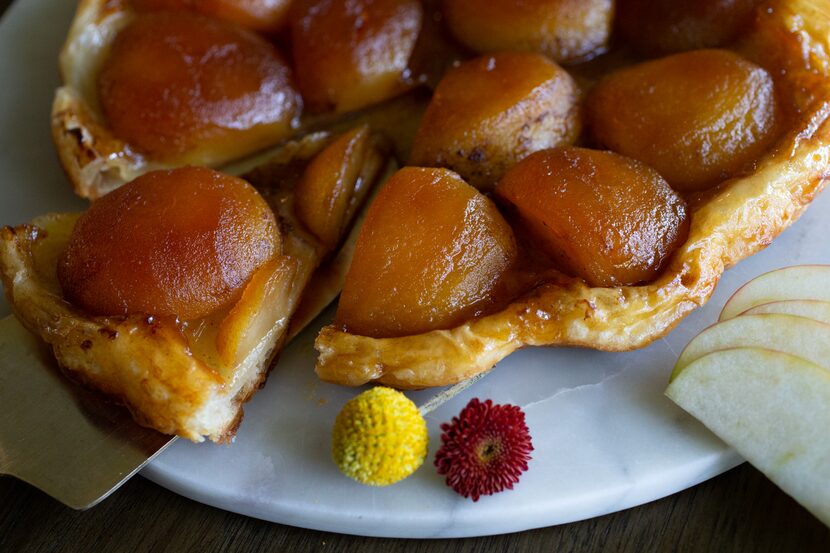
[0,129,391,441]
[53,0,302,199]
[52,0,437,199]
[315,0,830,389]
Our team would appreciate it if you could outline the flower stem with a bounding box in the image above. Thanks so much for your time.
[418,369,492,416]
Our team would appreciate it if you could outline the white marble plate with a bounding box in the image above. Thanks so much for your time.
[2,0,828,538]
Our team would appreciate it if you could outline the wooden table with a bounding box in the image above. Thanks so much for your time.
[1,464,828,551]
[1,1,829,551]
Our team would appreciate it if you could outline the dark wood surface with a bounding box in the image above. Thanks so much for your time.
[2,464,829,552]
[1,1,829,551]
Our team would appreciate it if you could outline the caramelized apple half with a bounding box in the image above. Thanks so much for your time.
[442,0,613,64]
[290,0,423,112]
[59,167,280,319]
[336,167,517,338]
[495,148,689,287]
[315,0,830,388]
[53,1,304,199]
[617,0,764,56]
[97,12,301,166]
[409,53,581,190]
[294,125,386,249]
[588,49,780,192]
[0,128,392,441]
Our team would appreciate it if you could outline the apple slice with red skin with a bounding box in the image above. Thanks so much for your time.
[666,347,830,527]
[720,265,830,320]
[741,300,830,325]
[672,313,830,378]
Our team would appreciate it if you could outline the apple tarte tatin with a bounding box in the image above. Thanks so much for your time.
[314,0,830,388]
[0,130,391,441]
[14,0,830,411]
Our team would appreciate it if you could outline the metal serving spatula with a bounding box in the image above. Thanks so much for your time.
[0,315,173,509]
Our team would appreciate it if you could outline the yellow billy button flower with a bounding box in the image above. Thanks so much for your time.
[332,386,428,486]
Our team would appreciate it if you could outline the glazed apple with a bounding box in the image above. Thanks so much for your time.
[290,0,423,112]
[442,0,612,64]
[588,49,780,192]
[98,12,301,165]
[58,167,279,320]
[132,0,293,32]
[409,53,581,190]
[617,0,763,56]
[495,147,689,287]
[294,125,381,249]
[335,168,517,338]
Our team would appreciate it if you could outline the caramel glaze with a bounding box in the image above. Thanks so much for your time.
[409,52,581,191]
[442,0,613,65]
[587,49,781,193]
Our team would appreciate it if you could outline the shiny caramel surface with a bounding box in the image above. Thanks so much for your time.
[98,12,301,164]
[495,148,689,287]
[58,167,279,319]
[617,0,763,56]
[335,167,517,338]
[442,0,612,64]
[294,125,372,249]
[133,0,293,32]
[587,49,779,192]
[290,0,423,112]
[409,53,581,190]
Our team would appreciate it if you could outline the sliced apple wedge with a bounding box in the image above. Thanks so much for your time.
[742,300,830,325]
[720,265,830,320]
[666,347,830,526]
[672,314,830,378]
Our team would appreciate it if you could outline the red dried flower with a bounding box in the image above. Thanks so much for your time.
[434,398,533,501]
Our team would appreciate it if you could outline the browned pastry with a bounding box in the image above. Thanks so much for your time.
[314,0,830,389]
